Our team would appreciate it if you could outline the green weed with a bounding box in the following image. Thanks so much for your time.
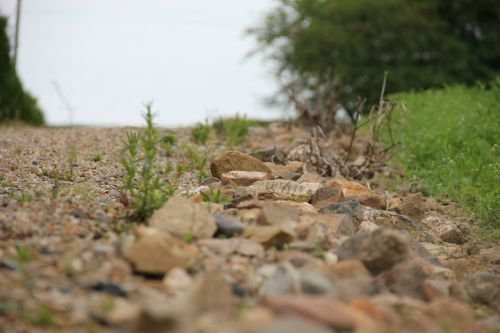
[201,188,230,204]
[213,115,250,146]
[121,103,173,219]
[191,120,210,144]
[92,152,103,162]
[161,132,178,156]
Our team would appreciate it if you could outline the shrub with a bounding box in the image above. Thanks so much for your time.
[191,120,210,144]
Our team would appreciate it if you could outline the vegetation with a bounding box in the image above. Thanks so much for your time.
[248,0,500,119]
[386,82,500,238]
[121,103,174,219]
[0,16,45,125]
[213,115,251,146]
[191,120,211,144]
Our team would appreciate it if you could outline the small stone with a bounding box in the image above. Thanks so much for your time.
[420,216,464,244]
[274,200,318,213]
[337,229,409,274]
[420,242,467,259]
[122,227,199,275]
[298,214,356,243]
[328,178,387,209]
[358,221,380,232]
[265,162,301,180]
[244,224,296,248]
[466,272,499,305]
[319,199,360,216]
[163,267,193,293]
[149,196,217,239]
[89,281,127,297]
[198,238,264,257]
[210,151,272,179]
[245,179,322,202]
[251,146,286,164]
[221,170,269,186]
[248,316,332,333]
[214,214,244,237]
[187,271,235,316]
[297,172,323,184]
[310,185,344,209]
[258,201,299,226]
[105,299,141,327]
[382,259,429,300]
[391,192,426,222]
[422,279,451,300]
[286,161,305,173]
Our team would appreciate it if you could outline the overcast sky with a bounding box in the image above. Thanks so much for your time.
[1,0,280,126]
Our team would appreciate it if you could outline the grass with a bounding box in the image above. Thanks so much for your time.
[212,115,251,146]
[191,120,210,144]
[386,81,500,239]
[121,103,174,219]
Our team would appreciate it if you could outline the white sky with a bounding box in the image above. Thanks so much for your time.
[0,0,280,126]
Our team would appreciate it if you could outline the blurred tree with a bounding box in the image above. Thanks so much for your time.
[247,0,500,120]
[0,16,44,125]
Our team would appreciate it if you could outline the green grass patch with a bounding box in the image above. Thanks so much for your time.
[387,82,499,238]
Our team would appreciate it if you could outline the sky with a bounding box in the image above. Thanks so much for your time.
[1,0,280,126]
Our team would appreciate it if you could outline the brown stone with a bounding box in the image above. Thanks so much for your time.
[328,177,387,209]
[392,192,426,222]
[420,216,464,244]
[286,160,305,173]
[298,214,356,242]
[310,185,344,208]
[258,201,299,226]
[210,151,272,179]
[245,179,322,202]
[122,227,199,275]
[221,170,269,186]
[244,224,296,248]
[149,196,217,239]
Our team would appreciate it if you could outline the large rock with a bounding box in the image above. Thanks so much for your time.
[328,177,386,209]
[149,196,217,239]
[258,201,299,226]
[221,170,269,186]
[337,229,409,274]
[122,227,199,275]
[298,214,356,244]
[210,151,271,179]
[244,179,322,202]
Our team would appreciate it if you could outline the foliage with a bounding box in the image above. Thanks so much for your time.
[161,132,177,156]
[201,188,230,205]
[121,103,173,219]
[248,0,500,118]
[0,16,45,125]
[386,82,500,238]
[191,120,210,144]
[213,115,251,146]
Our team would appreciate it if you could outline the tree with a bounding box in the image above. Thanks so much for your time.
[0,16,45,125]
[247,0,500,121]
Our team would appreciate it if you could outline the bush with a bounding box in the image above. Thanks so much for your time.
[191,120,210,145]
[387,81,500,237]
[248,0,500,117]
[213,115,251,146]
[0,16,44,125]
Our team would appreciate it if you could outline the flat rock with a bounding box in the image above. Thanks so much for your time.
[391,192,426,222]
[149,196,217,239]
[247,316,332,333]
[210,151,272,179]
[265,162,301,180]
[244,224,296,248]
[298,214,356,244]
[337,229,409,274]
[274,200,318,213]
[198,238,264,257]
[258,201,299,226]
[221,170,269,186]
[328,177,387,209]
[420,216,464,244]
[319,199,360,216]
[244,179,322,202]
[310,185,344,208]
[122,227,199,275]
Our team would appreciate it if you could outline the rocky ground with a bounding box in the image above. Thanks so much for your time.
[0,125,499,333]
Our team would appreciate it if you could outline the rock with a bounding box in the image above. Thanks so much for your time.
[214,214,244,237]
[358,221,380,232]
[382,259,429,300]
[422,279,452,300]
[420,242,467,259]
[210,151,272,179]
[328,177,387,209]
[391,192,426,222]
[286,161,305,173]
[149,196,217,239]
[258,201,299,226]
[198,238,264,258]
[122,227,199,275]
[187,271,235,316]
[328,260,373,301]
[264,295,376,332]
[244,224,296,248]
[319,199,360,216]
[244,180,322,202]
[337,229,409,274]
[89,281,127,298]
[265,162,301,180]
[163,267,193,293]
[247,316,332,333]
[274,201,318,213]
[420,216,464,244]
[221,170,269,186]
[105,299,141,327]
[298,214,356,244]
[251,146,286,164]
[426,299,474,333]
[310,185,344,209]
[466,272,499,305]
[297,172,323,184]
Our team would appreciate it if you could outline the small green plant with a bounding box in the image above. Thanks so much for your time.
[42,150,77,182]
[121,103,173,219]
[191,120,210,144]
[92,152,103,162]
[16,246,33,264]
[182,145,209,183]
[213,115,250,146]
[161,132,178,156]
[181,231,194,243]
[9,193,33,202]
[201,188,231,204]
[29,304,56,326]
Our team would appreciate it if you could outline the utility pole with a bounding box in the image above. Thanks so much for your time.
[13,0,22,69]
